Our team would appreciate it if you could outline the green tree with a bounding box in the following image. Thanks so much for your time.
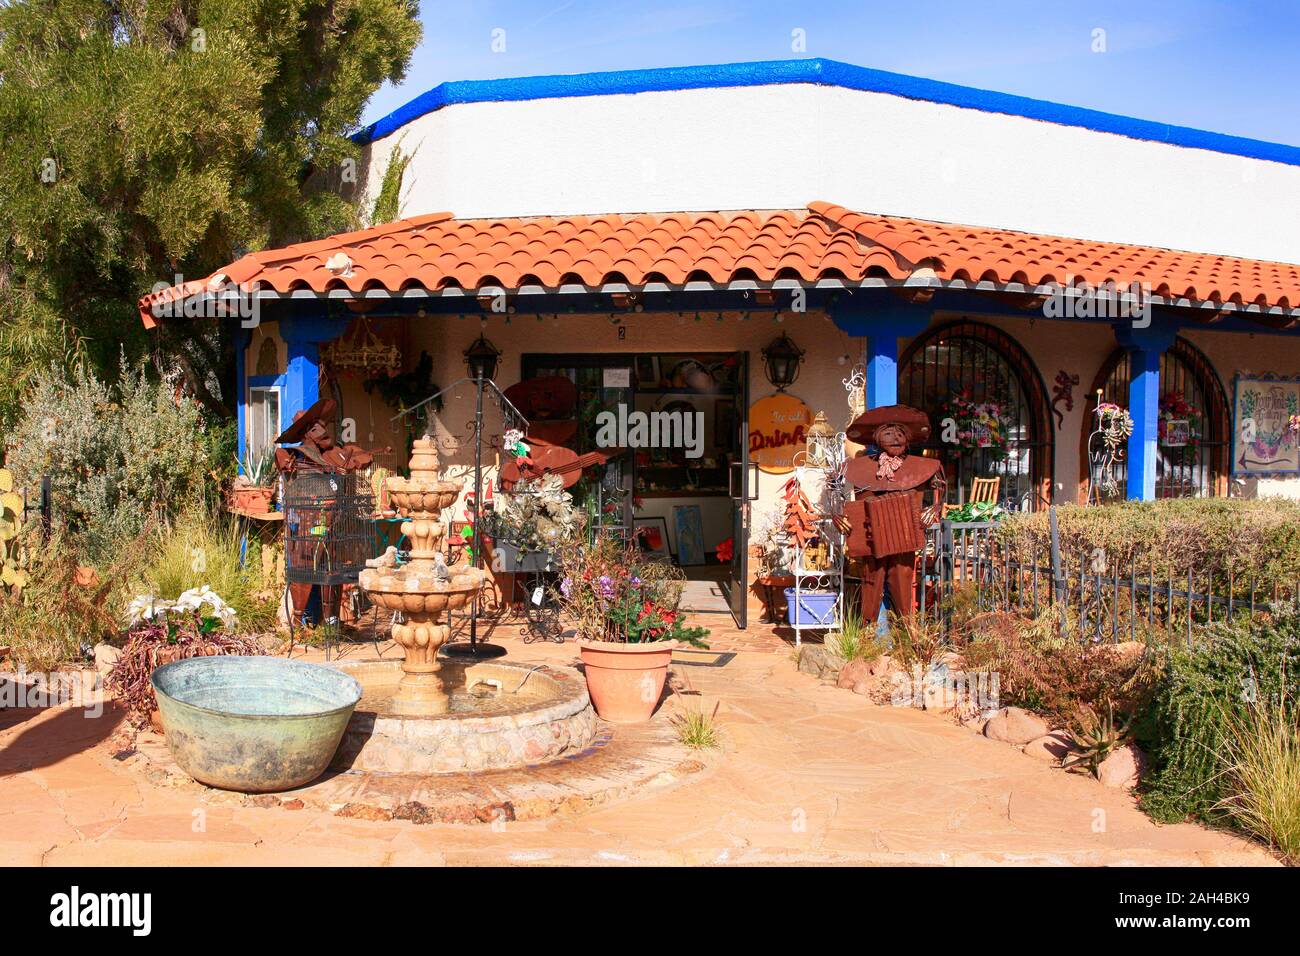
[0,0,421,423]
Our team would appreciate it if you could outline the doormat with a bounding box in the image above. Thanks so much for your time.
[671,649,737,667]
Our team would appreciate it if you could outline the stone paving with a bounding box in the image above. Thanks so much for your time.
[0,606,1279,867]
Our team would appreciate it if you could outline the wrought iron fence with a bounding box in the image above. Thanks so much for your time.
[922,506,1296,643]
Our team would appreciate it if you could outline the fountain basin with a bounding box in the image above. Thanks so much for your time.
[330,659,598,774]
[152,656,362,793]
[385,480,460,514]
[358,567,486,614]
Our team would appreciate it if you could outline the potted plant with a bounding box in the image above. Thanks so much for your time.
[106,586,263,733]
[557,532,708,722]
[749,504,794,623]
[230,448,276,513]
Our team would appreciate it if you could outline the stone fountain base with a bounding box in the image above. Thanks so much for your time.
[329,659,597,774]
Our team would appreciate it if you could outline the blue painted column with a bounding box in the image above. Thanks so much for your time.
[278,312,348,430]
[233,327,251,469]
[1115,318,1178,502]
[1126,347,1161,501]
[828,299,932,409]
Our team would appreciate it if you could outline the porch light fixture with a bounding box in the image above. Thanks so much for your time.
[762,333,804,391]
[464,334,501,382]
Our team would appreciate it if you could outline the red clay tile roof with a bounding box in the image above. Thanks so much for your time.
[140,202,1300,327]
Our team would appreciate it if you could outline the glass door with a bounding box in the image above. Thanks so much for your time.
[727,351,753,628]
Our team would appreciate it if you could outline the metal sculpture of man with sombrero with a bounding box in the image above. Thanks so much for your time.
[842,404,946,624]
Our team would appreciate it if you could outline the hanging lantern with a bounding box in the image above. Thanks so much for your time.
[464,334,501,381]
[762,333,804,391]
[805,410,835,467]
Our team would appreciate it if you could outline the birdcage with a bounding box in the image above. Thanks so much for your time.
[282,471,376,586]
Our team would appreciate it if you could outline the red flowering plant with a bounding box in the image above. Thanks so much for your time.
[554,531,709,646]
[1157,391,1200,463]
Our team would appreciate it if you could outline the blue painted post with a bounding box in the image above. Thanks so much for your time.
[1126,347,1161,502]
[827,300,931,409]
[282,338,320,430]
[865,335,899,409]
[234,328,250,471]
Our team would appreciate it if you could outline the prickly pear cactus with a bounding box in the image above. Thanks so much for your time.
[0,468,29,594]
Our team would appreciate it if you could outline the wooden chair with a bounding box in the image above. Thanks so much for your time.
[969,476,1001,505]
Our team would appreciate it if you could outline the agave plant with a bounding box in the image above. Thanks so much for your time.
[234,447,275,487]
[1061,701,1133,777]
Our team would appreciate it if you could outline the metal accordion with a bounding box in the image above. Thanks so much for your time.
[845,491,926,559]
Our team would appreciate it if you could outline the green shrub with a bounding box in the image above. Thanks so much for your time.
[4,360,213,565]
[1137,603,1300,824]
[996,498,1300,595]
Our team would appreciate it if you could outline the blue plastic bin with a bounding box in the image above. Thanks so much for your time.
[785,588,838,627]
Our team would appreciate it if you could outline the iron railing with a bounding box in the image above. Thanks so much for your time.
[921,506,1295,643]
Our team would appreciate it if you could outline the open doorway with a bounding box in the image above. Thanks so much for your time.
[520,350,750,626]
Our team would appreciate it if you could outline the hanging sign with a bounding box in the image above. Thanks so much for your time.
[1232,374,1300,476]
[749,393,813,473]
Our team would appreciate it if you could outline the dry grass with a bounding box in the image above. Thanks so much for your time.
[671,701,721,750]
[1218,702,1300,863]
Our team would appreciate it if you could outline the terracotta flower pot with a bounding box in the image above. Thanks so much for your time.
[578,639,677,723]
[231,486,274,513]
[753,573,795,623]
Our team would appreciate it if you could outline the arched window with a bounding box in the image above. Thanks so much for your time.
[898,319,1054,510]
[1080,337,1229,500]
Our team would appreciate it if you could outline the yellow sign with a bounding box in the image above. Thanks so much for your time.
[749,393,813,473]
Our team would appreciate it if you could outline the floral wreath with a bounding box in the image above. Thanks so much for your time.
[940,391,1011,460]
[1157,391,1200,463]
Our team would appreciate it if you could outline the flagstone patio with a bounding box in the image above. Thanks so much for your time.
[0,613,1278,867]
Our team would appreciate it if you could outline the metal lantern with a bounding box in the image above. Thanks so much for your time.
[762,333,804,391]
[464,334,501,382]
[805,410,835,467]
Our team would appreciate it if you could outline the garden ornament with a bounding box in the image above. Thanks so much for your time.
[273,397,387,474]
[842,404,946,623]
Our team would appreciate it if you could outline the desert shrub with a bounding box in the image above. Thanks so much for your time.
[1217,702,1300,862]
[4,360,212,565]
[956,608,1156,725]
[0,526,151,670]
[1137,603,1300,824]
[137,508,277,634]
[827,605,884,662]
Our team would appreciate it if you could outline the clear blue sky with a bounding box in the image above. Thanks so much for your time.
[362,0,1300,145]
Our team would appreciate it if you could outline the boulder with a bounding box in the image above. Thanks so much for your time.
[851,680,874,696]
[868,654,894,678]
[93,643,121,679]
[1023,731,1075,763]
[837,659,871,689]
[983,707,1050,745]
[1097,742,1147,789]
[798,645,839,680]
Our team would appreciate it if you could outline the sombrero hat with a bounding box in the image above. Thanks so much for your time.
[846,404,931,445]
[503,375,578,420]
[274,397,337,445]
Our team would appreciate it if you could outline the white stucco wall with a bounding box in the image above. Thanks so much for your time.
[356,83,1300,264]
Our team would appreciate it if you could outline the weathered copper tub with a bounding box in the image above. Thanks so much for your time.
[151,656,362,793]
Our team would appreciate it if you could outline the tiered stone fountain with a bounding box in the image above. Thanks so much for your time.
[340,437,597,774]
[358,438,488,714]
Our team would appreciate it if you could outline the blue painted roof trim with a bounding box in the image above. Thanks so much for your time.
[353,57,1300,167]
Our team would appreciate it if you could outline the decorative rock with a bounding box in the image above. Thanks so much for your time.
[983,707,1050,745]
[798,645,838,679]
[851,680,873,696]
[868,654,893,677]
[1023,731,1075,763]
[93,643,121,678]
[837,659,871,689]
[1097,742,1147,789]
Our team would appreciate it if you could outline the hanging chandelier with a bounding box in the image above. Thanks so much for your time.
[320,316,401,377]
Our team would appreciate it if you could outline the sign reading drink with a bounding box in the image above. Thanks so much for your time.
[749,393,813,473]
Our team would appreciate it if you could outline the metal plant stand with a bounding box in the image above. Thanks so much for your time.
[789,434,848,648]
